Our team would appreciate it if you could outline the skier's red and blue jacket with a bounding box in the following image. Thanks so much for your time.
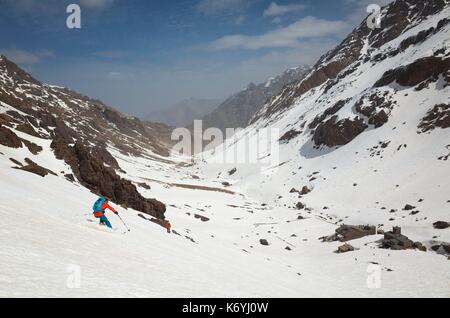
[92,197,116,217]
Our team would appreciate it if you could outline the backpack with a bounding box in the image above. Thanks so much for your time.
[93,197,107,212]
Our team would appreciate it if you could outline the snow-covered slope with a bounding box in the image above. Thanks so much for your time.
[1,136,449,297]
[0,0,449,298]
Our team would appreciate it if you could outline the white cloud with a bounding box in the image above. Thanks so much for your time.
[209,16,350,50]
[236,38,338,75]
[79,0,115,9]
[196,0,249,16]
[0,48,54,64]
[263,2,306,17]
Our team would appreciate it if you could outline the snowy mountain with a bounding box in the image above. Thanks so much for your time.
[203,0,450,226]
[196,0,450,292]
[0,0,449,298]
[198,65,310,133]
[147,98,221,127]
[0,55,170,218]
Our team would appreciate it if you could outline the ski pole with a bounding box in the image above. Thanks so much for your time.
[117,214,131,232]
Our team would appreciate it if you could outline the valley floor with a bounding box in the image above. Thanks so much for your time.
[0,136,449,298]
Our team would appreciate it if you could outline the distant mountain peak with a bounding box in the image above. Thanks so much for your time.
[197,64,310,133]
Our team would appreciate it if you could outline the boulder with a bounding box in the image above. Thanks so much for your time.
[295,202,305,210]
[337,243,354,253]
[259,239,269,246]
[137,182,151,190]
[413,242,427,252]
[300,186,311,195]
[194,214,210,222]
[419,103,450,132]
[403,204,416,211]
[433,221,450,229]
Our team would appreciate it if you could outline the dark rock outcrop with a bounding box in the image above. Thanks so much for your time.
[278,129,302,143]
[418,104,450,133]
[21,139,43,155]
[313,116,367,147]
[0,125,22,148]
[16,158,57,178]
[9,158,22,166]
[309,99,350,130]
[51,137,166,219]
[16,122,41,138]
[355,92,395,128]
[374,57,450,88]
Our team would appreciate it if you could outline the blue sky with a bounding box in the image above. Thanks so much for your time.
[0,0,390,117]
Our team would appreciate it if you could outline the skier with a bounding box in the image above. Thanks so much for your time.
[92,196,118,229]
[165,220,172,234]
